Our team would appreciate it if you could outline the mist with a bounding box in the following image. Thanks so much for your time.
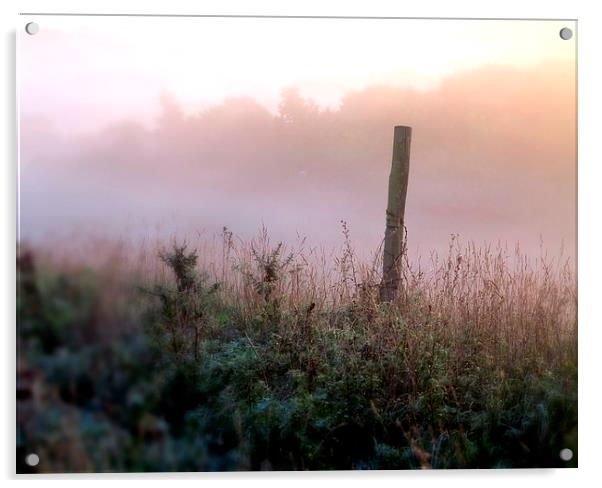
[18,61,576,263]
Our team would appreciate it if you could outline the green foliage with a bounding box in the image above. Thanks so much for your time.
[144,244,220,362]
[17,245,577,472]
[239,242,294,324]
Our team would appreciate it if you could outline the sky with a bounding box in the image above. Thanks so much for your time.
[19,17,575,132]
[18,17,577,262]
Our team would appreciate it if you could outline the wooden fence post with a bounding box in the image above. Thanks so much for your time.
[380,125,412,302]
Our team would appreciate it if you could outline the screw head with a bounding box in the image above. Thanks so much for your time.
[25,22,39,35]
[25,453,39,466]
[559,27,573,40]
[559,448,573,461]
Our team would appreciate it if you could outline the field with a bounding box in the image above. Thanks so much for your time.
[16,228,577,472]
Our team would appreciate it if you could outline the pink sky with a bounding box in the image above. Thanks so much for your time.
[18,17,576,263]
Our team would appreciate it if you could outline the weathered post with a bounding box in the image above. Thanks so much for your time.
[380,125,412,302]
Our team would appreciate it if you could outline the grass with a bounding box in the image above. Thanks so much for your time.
[16,227,577,472]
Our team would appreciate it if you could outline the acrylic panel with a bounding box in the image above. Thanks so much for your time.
[17,15,577,472]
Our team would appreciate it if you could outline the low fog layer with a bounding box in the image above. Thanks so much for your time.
[19,62,576,262]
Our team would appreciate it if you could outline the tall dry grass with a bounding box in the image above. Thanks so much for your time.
[164,226,576,366]
[25,224,576,367]
[17,225,577,470]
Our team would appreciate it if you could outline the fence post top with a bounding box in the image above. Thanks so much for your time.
[394,126,412,136]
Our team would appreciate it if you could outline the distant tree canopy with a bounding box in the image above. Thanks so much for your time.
[278,87,321,125]
[19,62,576,258]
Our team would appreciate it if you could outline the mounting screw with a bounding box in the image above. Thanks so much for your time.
[25,22,39,35]
[559,448,573,461]
[559,27,573,40]
[25,453,39,467]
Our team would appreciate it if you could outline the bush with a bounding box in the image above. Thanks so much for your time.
[16,234,577,471]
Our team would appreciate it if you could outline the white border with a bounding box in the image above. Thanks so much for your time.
[2,1,601,486]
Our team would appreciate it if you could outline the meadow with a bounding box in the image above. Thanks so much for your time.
[16,227,577,471]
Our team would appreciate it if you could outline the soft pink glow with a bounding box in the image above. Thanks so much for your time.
[18,18,576,263]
